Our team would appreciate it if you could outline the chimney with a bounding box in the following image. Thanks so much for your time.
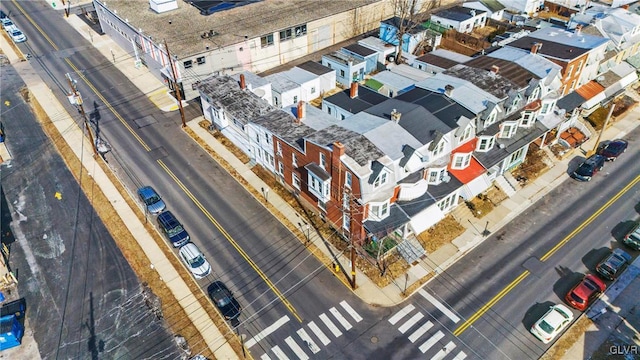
[531,42,542,54]
[332,141,345,175]
[490,65,499,74]
[390,109,402,123]
[239,74,246,90]
[575,24,582,35]
[444,84,454,96]
[422,168,428,180]
[350,82,359,99]
[296,101,305,123]
[621,4,629,9]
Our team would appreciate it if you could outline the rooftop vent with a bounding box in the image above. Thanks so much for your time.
[149,0,178,14]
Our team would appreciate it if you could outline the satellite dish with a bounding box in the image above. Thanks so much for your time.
[499,143,506,149]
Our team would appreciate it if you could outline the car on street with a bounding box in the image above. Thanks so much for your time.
[207,281,241,320]
[137,186,166,214]
[571,154,605,182]
[8,28,26,43]
[598,139,628,161]
[179,243,211,279]
[2,19,16,32]
[623,222,640,251]
[530,304,574,344]
[157,211,189,247]
[565,274,606,311]
[596,248,632,280]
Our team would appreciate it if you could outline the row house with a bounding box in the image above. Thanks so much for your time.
[321,51,367,87]
[463,0,506,21]
[322,83,388,120]
[430,6,487,34]
[413,49,472,74]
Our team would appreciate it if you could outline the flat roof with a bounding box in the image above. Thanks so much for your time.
[507,37,590,61]
[297,61,333,76]
[433,5,486,22]
[343,43,377,57]
[98,0,380,58]
[465,56,539,88]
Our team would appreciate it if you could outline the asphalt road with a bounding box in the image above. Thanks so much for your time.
[0,54,182,358]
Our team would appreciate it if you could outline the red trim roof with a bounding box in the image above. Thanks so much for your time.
[448,138,486,184]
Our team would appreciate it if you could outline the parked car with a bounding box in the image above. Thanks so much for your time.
[623,222,640,251]
[2,19,16,32]
[596,248,632,280]
[598,139,628,161]
[207,281,241,320]
[565,274,606,311]
[157,211,189,247]
[8,28,26,43]
[571,154,605,182]
[137,186,166,214]
[179,243,211,279]
[531,304,574,344]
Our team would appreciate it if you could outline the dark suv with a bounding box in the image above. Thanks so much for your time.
[157,211,190,247]
[571,154,605,182]
[596,248,632,280]
[598,139,628,161]
[207,281,241,320]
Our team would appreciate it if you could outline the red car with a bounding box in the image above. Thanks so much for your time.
[565,274,606,311]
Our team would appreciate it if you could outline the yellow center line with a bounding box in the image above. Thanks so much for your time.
[454,174,640,336]
[157,160,303,323]
[12,0,59,51]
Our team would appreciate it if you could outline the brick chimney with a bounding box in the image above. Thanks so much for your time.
[491,65,499,74]
[575,24,583,35]
[444,84,454,96]
[331,141,345,175]
[239,74,246,90]
[531,43,542,55]
[350,82,358,99]
[296,101,305,123]
[390,109,401,123]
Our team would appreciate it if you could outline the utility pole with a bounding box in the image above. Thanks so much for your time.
[65,73,99,157]
[587,103,615,157]
[348,189,356,290]
[164,40,187,128]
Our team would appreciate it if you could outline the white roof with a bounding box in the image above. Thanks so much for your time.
[358,36,396,54]
[429,49,473,63]
[528,27,610,49]
[371,71,416,91]
[416,73,499,114]
[389,64,431,81]
[488,47,562,79]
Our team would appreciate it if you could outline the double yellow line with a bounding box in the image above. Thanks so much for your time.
[454,174,640,336]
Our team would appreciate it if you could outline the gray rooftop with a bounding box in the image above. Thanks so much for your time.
[343,43,378,57]
[324,85,389,114]
[444,64,523,99]
[323,51,366,66]
[475,121,547,169]
[264,73,300,93]
[198,75,273,125]
[527,27,611,50]
[487,47,562,79]
[395,87,475,129]
[281,67,318,85]
[296,61,334,76]
[363,204,410,236]
[433,5,486,22]
[304,125,384,166]
[397,175,462,217]
[100,0,381,58]
[370,71,416,91]
[231,71,270,88]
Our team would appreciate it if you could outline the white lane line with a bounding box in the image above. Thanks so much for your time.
[431,341,456,360]
[285,336,309,360]
[419,289,460,323]
[418,330,444,353]
[272,345,290,360]
[260,354,272,360]
[329,307,352,331]
[339,301,363,322]
[245,315,291,348]
[319,313,343,338]
[308,321,331,346]
[408,320,433,343]
[296,328,321,354]
[398,312,424,334]
[389,304,416,325]
[451,351,467,360]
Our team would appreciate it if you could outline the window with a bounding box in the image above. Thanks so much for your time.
[570,80,577,91]
[267,153,274,167]
[292,173,301,189]
[264,133,271,144]
[279,28,292,41]
[276,141,282,155]
[509,147,526,165]
[340,70,345,78]
[320,153,327,168]
[340,114,346,120]
[255,133,260,142]
[438,193,456,211]
[370,201,389,219]
[499,122,517,138]
[183,60,193,69]
[274,97,279,106]
[485,111,497,126]
[460,125,473,142]
[343,213,350,230]
[452,153,471,169]
[433,140,445,157]
[293,95,298,104]
[345,172,352,188]
[294,24,307,37]
[292,153,297,167]
[311,86,316,94]
[520,111,535,127]
[566,64,574,78]
[279,24,307,41]
[429,170,439,183]
[278,161,284,175]
[528,87,540,102]
[261,34,274,47]
[327,107,332,115]
[342,192,349,209]
[478,136,495,152]
[575,60,583,73]
[373,172,388,188]
[197,56,206,65]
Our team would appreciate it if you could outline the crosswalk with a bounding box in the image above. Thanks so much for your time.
[251,300,363,359]
[389,291,467,360]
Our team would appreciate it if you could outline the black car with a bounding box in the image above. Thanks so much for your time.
[157,211,190,247]
[598,139,628,161]
[596,248,632,280]
[207,281,241,320]
[571,154,605,181]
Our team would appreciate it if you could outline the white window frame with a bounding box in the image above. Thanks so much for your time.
[485,110,497,126]
[278,161,284,175]
[292,173,301,189]
[528,86,540,102]
[427,167,447,185]
[369,200,390,220]
[540,99,555,115]
[520,111,535,127]
[292,153,297,167]
[342,192,350,210]
[373,171,388,188]
[345,172,352,188]
[307,172,330,201]
[433,140,445,157]
[437,193,456,212]
[342,213,350,230]
[452,153,471,170]
[320,153,327,169]
[460,124,474,143]
[499,121,518,139]
[477,136,495,152]
[276,141,282,156]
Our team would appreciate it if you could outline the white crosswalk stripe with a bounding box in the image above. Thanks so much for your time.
[418,330,445,354]
[330,307,352,331]
[389,304,415,325]
[398,312,424,334]
[285,336,309,360]
[308,321,331,346]
[260,354,272,360]
[419,289,460,323]
[408,321,433,343]
[319,313,343,337]
[431,341,456,360]
[339,301,363,322]
[272,345,290,360]
[246,315,290,348]
[296,328,321,354]
[451,351,467,360]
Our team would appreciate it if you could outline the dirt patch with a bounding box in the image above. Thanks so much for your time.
[416,215,465,253]
[512,147,551,185]
[200,120,251,164]
[466,194,494,218]
[587,95,638,130]
[540,316,593,360]
[27,89,244,359]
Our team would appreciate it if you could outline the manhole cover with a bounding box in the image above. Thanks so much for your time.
[370,336,378,344]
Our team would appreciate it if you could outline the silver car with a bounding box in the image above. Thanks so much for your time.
[179,243,211,279]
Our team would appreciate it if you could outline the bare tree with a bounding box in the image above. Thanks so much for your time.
[392,0,440,64]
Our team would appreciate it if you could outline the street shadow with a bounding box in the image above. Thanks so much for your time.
[89,101,101,137]
[566,156,586,176]
[611,220,638,243]
[522,301,555,330]
[0,185,16,247]
[582,247,610,272]
[635,202,640,216]
[552,267,583,300]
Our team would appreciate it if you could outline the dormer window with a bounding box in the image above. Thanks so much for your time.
[499,121,518,139]
[540,99,555,115]
[485,110,497,126]
[477,135,495,152]
[373,171,388,188]
[428,167,447,185]
[528,86,540,102]
[452,153,472,170]
[520,111,535,127]
[369,200,390,221]
[432,140,445,157]
[459,124,474,143]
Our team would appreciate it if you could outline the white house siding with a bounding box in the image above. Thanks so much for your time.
[397,180,429,201]
[221,127,252,157]
[317,72,337,96]
[409,204,446,234]
[460,173,492,200]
